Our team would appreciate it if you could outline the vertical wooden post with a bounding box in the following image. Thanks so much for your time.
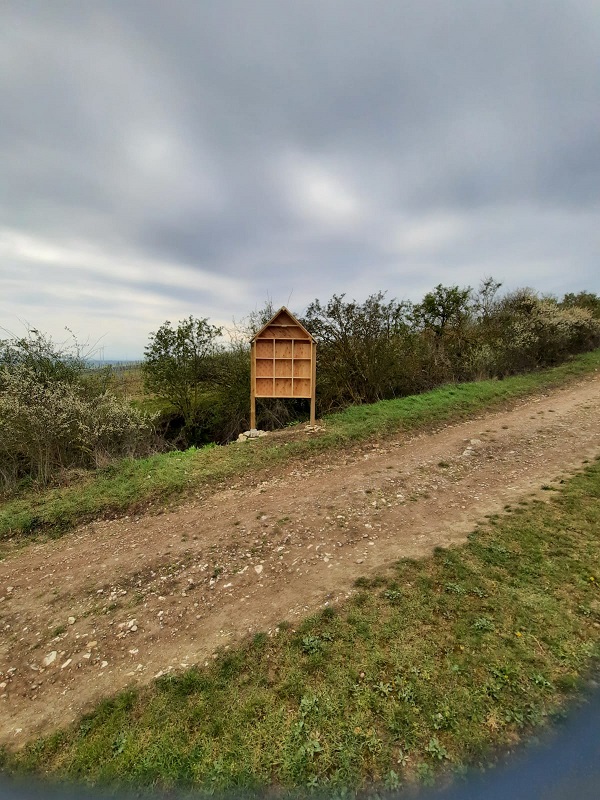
[250,340,256,430]
[310,341,317,425]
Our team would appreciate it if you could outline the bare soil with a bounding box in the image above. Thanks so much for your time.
[1,376,599,747]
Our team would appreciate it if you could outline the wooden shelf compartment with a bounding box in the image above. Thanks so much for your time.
[274,340,293,358]
[274,378,293,397]
[255,339,274,358]
[275,359,292,377]
[293,359,311,378]
[255,378,274,397]
[255,359,274,378]
[293,378,312,398]
[293,341,312,359]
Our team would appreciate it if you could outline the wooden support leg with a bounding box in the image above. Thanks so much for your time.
[250,341,257,429]
[310,341,317,425]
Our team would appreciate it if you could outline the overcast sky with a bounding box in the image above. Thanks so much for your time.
[1,0,599,358]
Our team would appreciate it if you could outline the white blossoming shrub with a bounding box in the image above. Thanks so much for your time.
[0,365,155,492]
[492,293,600,374]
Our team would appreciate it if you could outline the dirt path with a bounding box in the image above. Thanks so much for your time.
[1,376,600,746]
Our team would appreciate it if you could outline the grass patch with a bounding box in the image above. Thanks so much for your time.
[1,349,599,542]
[105,366,146,401]
[3,457,600,793]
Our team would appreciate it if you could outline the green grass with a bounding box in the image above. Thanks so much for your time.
[105,366,146,401]
[3,457,600,794]
[1,348,599,543]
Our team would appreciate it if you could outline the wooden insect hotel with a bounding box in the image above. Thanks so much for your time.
[250,307,316,428]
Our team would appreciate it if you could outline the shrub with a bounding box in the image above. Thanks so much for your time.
[143,316,223,444]
[0,328,84,389]
[483,291,600,375]
[0,364,156,493]
[302,292,412,410]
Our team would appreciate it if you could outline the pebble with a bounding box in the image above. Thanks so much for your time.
[68,617,76,625]
[238,429,269,441]
[43,651,57,667]
[254,564,263,574]
[61,659,72,669]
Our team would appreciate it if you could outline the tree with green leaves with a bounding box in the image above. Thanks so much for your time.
[303,292,411,407]
[143,316,223,439]
[561,291,600,318]
[410,284,474,382]
[413,284,473,337]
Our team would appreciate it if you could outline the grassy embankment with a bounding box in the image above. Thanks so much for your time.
[3,455,600,794]
[1,348,599,542]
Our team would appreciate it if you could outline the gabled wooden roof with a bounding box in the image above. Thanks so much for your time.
[251,306,315,342]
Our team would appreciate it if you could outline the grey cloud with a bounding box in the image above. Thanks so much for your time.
[1,0,599,357]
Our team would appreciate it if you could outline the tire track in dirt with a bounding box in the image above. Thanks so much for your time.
[1,375,599,745]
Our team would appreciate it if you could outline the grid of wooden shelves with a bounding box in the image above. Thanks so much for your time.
[250,307,316,426]
[254,336,313,398]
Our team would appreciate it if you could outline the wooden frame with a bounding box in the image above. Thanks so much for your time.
[250,307,316,427]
